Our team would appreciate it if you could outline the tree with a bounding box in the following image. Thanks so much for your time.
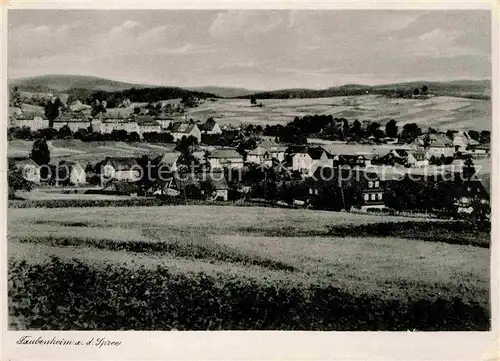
[8,160,33,199]
[250,96,257,105]
[44,98,62,127]
[480,130,490,144]
[385,119,398,138]
[468,130,480,142]
[10,86,21,107]
[58,124,73,139]
[128,132,141,142]
[413,88,420,96]
[74,128,89,140]
[401,123,422,141]
[422,85,429,94]
[30,138,50,181]
[348,119,362,138]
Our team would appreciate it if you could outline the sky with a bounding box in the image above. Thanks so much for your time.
[8,10,491,90]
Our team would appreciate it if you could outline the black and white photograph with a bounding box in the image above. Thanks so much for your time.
[6,7,493,335]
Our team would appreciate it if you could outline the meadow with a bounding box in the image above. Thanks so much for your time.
[8,206,490,330]
[185,95,491,131]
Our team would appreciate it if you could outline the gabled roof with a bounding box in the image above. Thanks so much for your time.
[199,118,218,131]
[135,115,160,127]
[208,148,243,159]
[247,146,269,156]
[428,134,453,148]
[16,111,48,120]
[14,158,40,169]
[290,146,328,160]
[171,122,198,133]
[56,112,89,122]
[393,149,409,157]
[410,150,427,161]
[259,138,287,152]
[105,157,139,170]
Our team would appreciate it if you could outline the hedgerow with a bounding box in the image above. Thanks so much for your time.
[8,257,489,331]
[326,221,490,248]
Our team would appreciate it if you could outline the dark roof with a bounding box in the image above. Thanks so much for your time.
[287,146,328,160]
[393,149,409,157]
[105,157,139,170]
[56,112,89,122]
[171,122,197,133]
[199,118,218,131]
[208,148,243,159]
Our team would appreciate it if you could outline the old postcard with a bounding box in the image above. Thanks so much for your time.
[1,1,499,360]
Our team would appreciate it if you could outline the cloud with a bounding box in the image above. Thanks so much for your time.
[209,10,284,39]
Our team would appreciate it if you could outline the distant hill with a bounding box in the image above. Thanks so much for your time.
[9,75,219,104]
[186,86,263,98]
[238,80,491,100]
[9,74,150,93]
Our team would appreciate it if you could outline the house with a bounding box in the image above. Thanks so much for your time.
[56,160,87,186]
[14,158,41,184]
[199,118,222,135]
[453,131,479,152]
[290,146,332,175]
[406,150,429,167]
[135,115,161,136]
[102,157,141,182]
[208,148,244,169]
[246,146,272,166]
[53,112,90,132]
[156,114,173,130]
[11,112,50,131]
[453,173,490,216]
[308,166,385,210]
[167,171,229,200]
[424,134,455,158]
[259,138,287,162]
[171,122,202,143]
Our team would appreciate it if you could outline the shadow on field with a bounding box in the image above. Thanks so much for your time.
[8,257,489,331]
[325,221,490,248]
[16,236,296,272]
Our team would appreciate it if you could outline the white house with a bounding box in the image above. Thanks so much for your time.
[246,146,272,166]
[199,118,222,135]
[102,157,141,182]
[208,148,244,169]
[260,138,287,162]
[291,147,331,175]
[53,113,90,132]
[57,161,87,186]
[135,115,161,136]
[171,122,201,143]
[12,112,50,131]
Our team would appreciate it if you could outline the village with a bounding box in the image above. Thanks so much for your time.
[8,92,491,220]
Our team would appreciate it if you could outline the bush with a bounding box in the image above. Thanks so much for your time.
[8,257,489,330]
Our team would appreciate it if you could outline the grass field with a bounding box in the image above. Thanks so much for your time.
[8,206,490,330]
[183,95,491,131]
[8,139,176,163]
